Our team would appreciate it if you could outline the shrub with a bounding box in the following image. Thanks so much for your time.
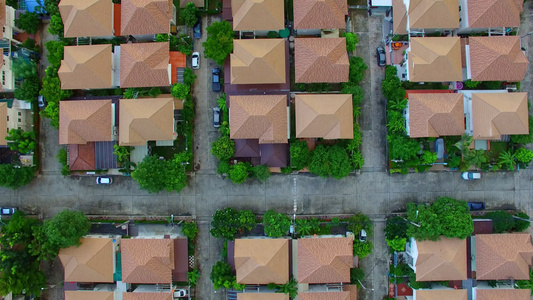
[229,162,250,184]
[171,83,190,99]
[308,144,352,179]
[386,237,407,252]
[345,32,358,52]
[295,218,321,236]
[263,210,290,238]
[57,148,70,176]
[347,213,373,235]
[180,2,199,27]
[210,260,235,289]
[515,148,533,168]
[510,116,533,144]
[211,136,235,160]
[187,269,200,286]
[210,208,256,240]
[350,267,365,287]
[348,57,368,83]
[16,12,40,34]
[252,165,270,182]
[182,222,198,240]
[513,212,531,232]
[203,21,234,65]
[217,160,231,175]
[384,216,408,240]
[463,80,481,89]
[353,240,373,259]
[290,139,310,170]
[485,210,528,233]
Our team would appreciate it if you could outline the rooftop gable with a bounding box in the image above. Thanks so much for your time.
[415,290,467,300]
[65,291,114,300]
[231,39,286,84]
[58,238,114,283]
[120,42,170,88]
[232,0,284,31]
[59,100,113,145]
[467,0,522,28]
[59,44,113,90]
[295,94,353,139]
[393,0,408,34]
[237,294,289,300]
[235,239,289,284]
[408,93,465,138]
[59,0,113,37]
[408,37,462,82]
[121,0,172,35]
[123,293,172,300]
[475,289,530,300]
[69,143,96,170]
[299,291,351,300]
[415,237,467,281]
[121,239,174,284]
[293,0,347,29]
[295,38,349,83]
[469,36,528,82]
[408,0,459,29]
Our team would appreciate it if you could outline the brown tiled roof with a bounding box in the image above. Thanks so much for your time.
[235,238,289,284]
[297,237,353,284]
[123,293,172,300]
[293,0,347,29]
[472,92,529,140]
[232,0,284,31]
[475,233,533,280]
[408,0,459,29]
[229,95,288,144]
[467,0,522,28]
[237,294,289,300]
[180,0,204,7]
[59,44,113,90]
[120,42,170,88]
[414,237,467,281]
[121,239,174,284]
[0,102,6,146]
[119,98,174,146]
[173,238,188,281]
[408,93,465,138]
[299,291,351,300]
[415,290,467,300]
[65,291,114,300]
[392,0,407,34]
[476,289,530,300]
[343,285,358,300]
[408,37,462,82]
[295,38,349,83]
[121,0,172,35]
[58,238,114,283]
[231,39,286,84]
[0,0,6,39]
[295,94,353,139]
[59,0,113,37]
[59,100,113,145]
[260,143,288,167]
[234,139,261,158]
[468,36,528,82]
[69,143,96,171]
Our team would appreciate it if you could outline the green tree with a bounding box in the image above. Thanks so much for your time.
[421,151,437,165]
[386,237,407,252]
[44,210,91,250]
[341,82,364,109]
[0,165,34,189]
[48,14,64,36]
[210,260,236,289]
[350,267,365,287]
[229,162,250,184]
[348,57,368,83]
[0,211,39,248]
[387,110,406,134]
[12,59,37,80]
[187,269,200,286]
[406,203,442,241]
[217,160,231,175]
[290,139,310,171]
[0,256,45,296]
[44,0,60,16]
[182,222,198,240]
[184,68,197,86]
[485,211,516,233]
[463,80,481,89]
[345,32,358,52]
[113,145,133,164]
[44,41,65,68]
[171,83,190,99]
[202,21,234,65]
[15,12,40,34]
[252,165,270,182]
[5,129,36,154]
[263,210,290,238]
[308,144,352,179]
[14,76,40,102]
[211,136,235,160]
[20,38,40,53]
[268,278,298,298]
[180,2,199,27]
[210,208,256,240]
[295,218,321,236]
[384,217,408,240]
[431,197,473,239]
[132,153,190,193]
[515,148,533,167]
[347,213,373,235]
[353,240,373,259]
[387,134,420,161]
[513,212,531,232]
[498,150,516,170]
[510,116,533,144]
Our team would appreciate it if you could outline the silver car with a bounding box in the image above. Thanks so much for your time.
[192,52,200,70]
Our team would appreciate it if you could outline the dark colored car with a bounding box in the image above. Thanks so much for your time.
[37,95,46,109]
[468,202,486,211]
[193,21,201,39]
[213,107,221,128]
[212,68,221,92]
[376,46,386,67]
[0,207,16,215]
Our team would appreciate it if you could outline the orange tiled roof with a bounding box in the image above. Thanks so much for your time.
[295,38,349,83]
[121,0,172,35]
[293,0,347,29]
[120,42,170,88]
[59,100,113,145]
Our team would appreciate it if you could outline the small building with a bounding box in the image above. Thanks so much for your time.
[59,99,114,145]
[234,238,289,284]
[121,0,175,36]
[295,94,353,139]
[230,39,286,85]
[294,38,349,83]
[406,37,462,82]
[293,0,347,34]
[119,42,171,88]
[0,100,33,147]
[473,289,530,300]
[411,289,467,300]
[457,0,522,34]
[404,0,459,34]
[231,0,284,33]
[59,0,114,38]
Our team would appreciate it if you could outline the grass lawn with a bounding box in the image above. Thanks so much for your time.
[149,137,187,160]
[488,141,508,162]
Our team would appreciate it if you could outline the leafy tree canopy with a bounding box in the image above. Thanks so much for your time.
[210,260,236,290]
[44,210,91,250]
[132,153,191,193]
[48,14,63,36]
[0,165,34,189]
[16,12,40,34]
[348,56,368,83]
[211,136,235,160]
[202,21,234,65]
[171,83,190,99]
[180,2,199,27]
[210,208,256,240]
[263,210,290,238]
[308,144,352,179]
[252,165,270,182]
[6,129,36,154]
[290,139,310,171]
[229,162,250,184]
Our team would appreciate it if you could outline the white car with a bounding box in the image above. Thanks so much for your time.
[96,177,113,185]
[174,289,187,297]
[192,52,200,70]
[462,172,481,180]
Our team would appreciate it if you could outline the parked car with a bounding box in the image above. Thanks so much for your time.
[212,67,221,92]
[0,207,16,215]
[376,46,386,67]
[191,52,200,70]
[468,202,486,210]
[435,138,444,160]
[213,107,221,128]
[193,21,201,39]
[359,229,367,242]
[96,176,113,185]
[462,172,481,180]
[37,95,46,109]
[174,289,187,297]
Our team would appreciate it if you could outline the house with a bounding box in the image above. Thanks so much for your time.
[120,0,174,36]
[230,39,286,85]
[465,36,528,82]
[118,97,175,146]
[297,237,353,284]
[295,94,353,139]
[0,1,25,92]
[404,0,459,33]
[470,92,528,140]
[119,42,171,88]
[58,0,114,38]
[58,237,117,283]
[121,239,174,284]
[406,37,462,82]
[58,44,115,90]
[293,0,347,32]
[406,92,465,138]
[473,289,530,300]
[231,0,284,32]
[59,100,113,145]
[122,292,173,300]
[229,95,288,144]
[237,294,289,300]
[405,237,467,281]
[392,0,408,34]
[180,0,204,7]
[234,238,289,285]
[457,0,522,33]
[410,289,467,300]
[475,233,533,280]
[294,38,349,83]
[298,290,357,300]
[68,141,119,171]
[232,139,289,167]
[0,99,33,146]
[65,291,115,300]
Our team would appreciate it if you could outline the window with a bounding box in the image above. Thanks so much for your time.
[6,116,8,121]
[459,5,461,11]
[17,112,21,116]
[17,118,21,122]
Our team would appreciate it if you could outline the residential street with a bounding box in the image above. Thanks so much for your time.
[4,4,533,300]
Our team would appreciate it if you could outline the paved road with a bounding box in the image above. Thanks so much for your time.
[5,6,533,300]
